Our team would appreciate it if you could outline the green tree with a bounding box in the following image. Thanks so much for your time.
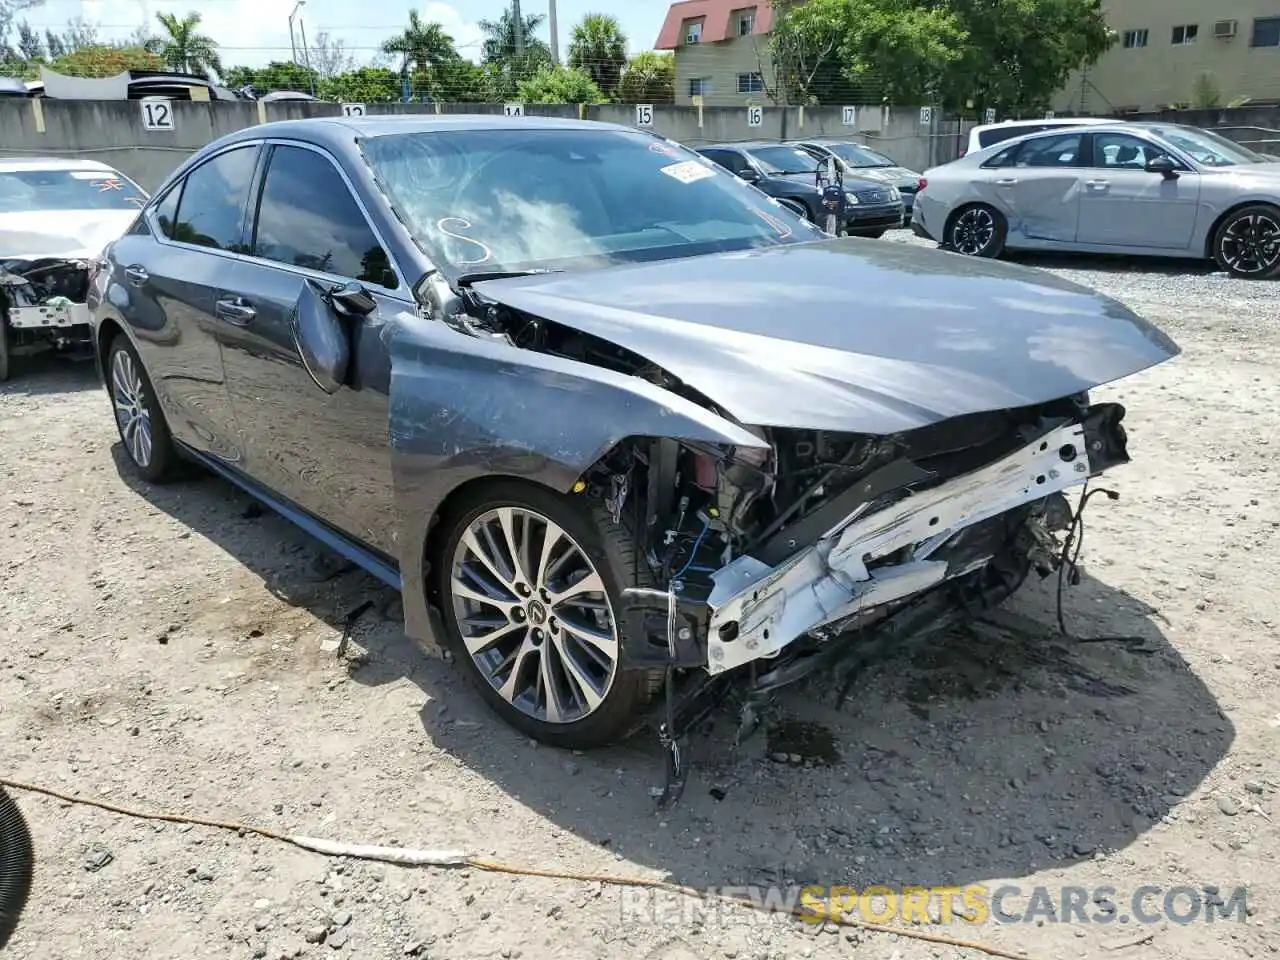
[771,0,1113,112]
[319,66,401,102]
[516,64,606,104]
[382,11,457,82]
[146,11,221,79]
[479,7,553,100]
[944,0,1113,114]
[617,51,674,103]
[567,13,626,98]
[1191,71,1222,110]
[50,43,164,77]
[223,60,318,94]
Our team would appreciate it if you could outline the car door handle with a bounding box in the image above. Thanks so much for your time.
[994,178,1018,186]
[1084,179,1111,190]
[215,297,256,325]
[124,265,148,286]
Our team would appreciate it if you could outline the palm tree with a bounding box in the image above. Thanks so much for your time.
[479,8,551,66]
[567,13,626,97]
[147,12,221,79]
[380,11,459,81]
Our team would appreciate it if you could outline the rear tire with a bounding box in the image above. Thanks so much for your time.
[106,334,181,484]
[1212,204,1280,279]
[945,204,1007,258]
[433,480,660,749]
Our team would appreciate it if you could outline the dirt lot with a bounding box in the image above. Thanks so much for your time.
[2,241,1279,960]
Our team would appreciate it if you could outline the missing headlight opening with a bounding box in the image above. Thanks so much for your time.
[0,257,95,371]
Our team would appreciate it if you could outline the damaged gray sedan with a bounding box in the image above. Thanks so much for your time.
[88,116,1179,760]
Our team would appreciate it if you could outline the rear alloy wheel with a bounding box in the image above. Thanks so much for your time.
[1213,204,1280,279]
[436,482,656,749]
[107,336,180,483]
[946,204,1007,258]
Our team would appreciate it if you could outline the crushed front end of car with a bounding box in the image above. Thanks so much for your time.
[585,396,1127,684]
[0,257,96,377]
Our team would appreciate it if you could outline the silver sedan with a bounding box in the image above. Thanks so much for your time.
[911,122,1280,279]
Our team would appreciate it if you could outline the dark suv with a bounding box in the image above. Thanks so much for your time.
[695,141,904,237]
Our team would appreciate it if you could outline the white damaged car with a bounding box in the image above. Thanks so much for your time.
[0,157,148,381]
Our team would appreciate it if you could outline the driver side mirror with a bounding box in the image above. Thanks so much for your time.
[327,281,378,317]
[1146,154,1178,179]
[736,167,760,182]
[293,279,363,395]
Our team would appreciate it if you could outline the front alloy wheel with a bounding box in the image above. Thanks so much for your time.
[947,204,1006,258]
[451,506,619,726]
[112,347,153,469]
[436,482,658,749]
[106,336,179,483]
[1214,205,1280,279]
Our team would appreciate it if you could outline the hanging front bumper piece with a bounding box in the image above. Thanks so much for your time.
[620,405,1130,676]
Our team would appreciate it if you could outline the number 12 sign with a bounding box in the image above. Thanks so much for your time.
[140,98,174,131]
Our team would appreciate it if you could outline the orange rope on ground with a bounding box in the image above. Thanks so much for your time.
[0,776,1037,960]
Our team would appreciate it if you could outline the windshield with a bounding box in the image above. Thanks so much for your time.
[745,145,823,175]
[1148,125,1270,166]
[0,168,147,214]
[822,142,895,168]
[360,128,820,274]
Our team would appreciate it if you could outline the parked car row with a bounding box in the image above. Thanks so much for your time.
[693,139,924,238]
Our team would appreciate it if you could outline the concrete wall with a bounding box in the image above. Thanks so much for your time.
[0,98,963,191]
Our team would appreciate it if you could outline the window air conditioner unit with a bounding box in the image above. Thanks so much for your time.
[1213,19,1238,38]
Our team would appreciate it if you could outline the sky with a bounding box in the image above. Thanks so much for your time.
[19,0,671,69]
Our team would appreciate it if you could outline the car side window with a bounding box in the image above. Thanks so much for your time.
[1089,132,1175,169]
[1013,133,1082,168]
[170,145,258,251]
[699,150,734,172]
[152,186,180,240]
[251,144,397,289]
[981,144,1022,168]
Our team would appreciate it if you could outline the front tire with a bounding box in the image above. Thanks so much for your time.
[1212,204,1280,279]
[945,204,1007,258]
[433,480,658,749]
[106,334,180,483]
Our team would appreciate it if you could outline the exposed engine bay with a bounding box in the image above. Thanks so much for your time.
[0,257,95,367]
[432,277,1133,690]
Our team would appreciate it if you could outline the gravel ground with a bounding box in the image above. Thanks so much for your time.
[2,231,1279,960]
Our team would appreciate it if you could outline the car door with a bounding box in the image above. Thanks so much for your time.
[108,143,262,462]
[1074,131,1202,249]
[995,132,1086,243]
[213,141,410,555]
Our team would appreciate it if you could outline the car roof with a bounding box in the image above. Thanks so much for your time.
[698,141,799,151]
[0,156,118,173]
[972,117,1114,133]
[227,113,639,142]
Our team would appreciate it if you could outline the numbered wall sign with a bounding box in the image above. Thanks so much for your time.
[504,102,524,117]
[635,103,654,127]
[140,98,174,131]
[341,103,366,117]
[746,105,763,127]
[918,106,932,125]
[984,107,997,124]
[841,105,856,126]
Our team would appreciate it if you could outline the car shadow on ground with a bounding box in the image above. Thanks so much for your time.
[0,354,99,397]
[115,448,1233,894]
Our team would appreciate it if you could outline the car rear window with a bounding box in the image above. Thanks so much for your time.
[978,125,1054,148]
[0,169,147,213]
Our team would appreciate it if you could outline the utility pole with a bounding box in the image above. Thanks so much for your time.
[548,0,559,64]
[512,0,524,56]
[298,17,315,95]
